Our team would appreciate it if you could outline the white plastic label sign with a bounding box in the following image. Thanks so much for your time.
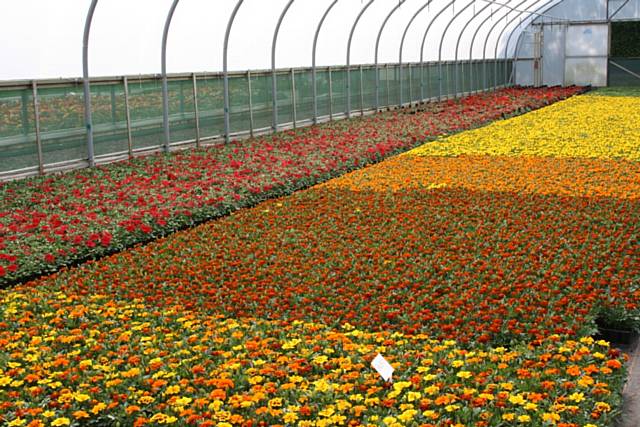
[371,353,394,382]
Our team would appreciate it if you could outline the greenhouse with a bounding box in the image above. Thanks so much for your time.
[0,0,639,426]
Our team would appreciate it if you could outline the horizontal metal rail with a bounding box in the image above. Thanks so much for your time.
[0,60,509,181]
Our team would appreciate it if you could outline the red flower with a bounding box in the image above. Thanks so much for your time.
[101,232,113,247]
[44,254,55,263]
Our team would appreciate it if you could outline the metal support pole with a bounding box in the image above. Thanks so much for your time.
[420,0,456,102]
[503,0,561,85]
[408,64,413,105]
[291,68,297,128]
[328,66,333,120]
[509,30,526,85]
[247,70,254,137]
[386,63,390,107]
[223,0,244,143]
[454,0,494,97]
[179,81,185,116]
[312,0,339,124]
[110,85,117,124]
[438,0,476,100]
[375,0,405,111]
[32,81,44,175]
[420,62,424,101]
[399,0,435,107]
[469,6,502,93]
[82,0,98,167]
[123,76,133,157]
[161,0,179,152]
[20,90,29,136]
[347,0,375,119]
[482,0,528,91]
[359,65,365,115]
[192,73,201,146]
[272,0,295,131]
[470,0,521,93]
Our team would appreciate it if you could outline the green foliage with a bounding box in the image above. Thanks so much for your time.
[611,21,640,57]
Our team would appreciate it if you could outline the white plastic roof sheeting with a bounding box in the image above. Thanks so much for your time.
[0,0,596,80]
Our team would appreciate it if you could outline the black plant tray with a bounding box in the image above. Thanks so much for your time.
[594,327,639,348]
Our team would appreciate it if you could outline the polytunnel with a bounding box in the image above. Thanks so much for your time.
[0,0,638,180]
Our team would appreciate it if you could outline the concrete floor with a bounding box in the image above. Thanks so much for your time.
[620,337,640,427]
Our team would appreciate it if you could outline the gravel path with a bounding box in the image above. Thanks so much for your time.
[620,337,640,427]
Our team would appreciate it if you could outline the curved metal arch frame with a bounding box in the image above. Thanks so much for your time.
[375,0,406,111]
[398,0,436,107]
[494,0,554,88]
[493,0,569,88]
[346,0,376,119]
[223,0,244,144]
[419,0,457,101]
[491,2,533,89]
[453,0,496,97]
[438,0,477,100]
[468,1,516,93]
[161,0,180,152]
[271,0,295,131]
[312,0,339,125]
[481,0,529,89]
[82,0,98,167]
[503,0,566,84]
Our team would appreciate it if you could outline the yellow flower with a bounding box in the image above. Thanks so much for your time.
[398,409,417,422]
[445,404,460,412]
[424,385,440,395]
[74,393,91,402]
[407,95,640,161]
[268,398,283,409]
[92,402,107,414]
[524,402,538,411]
[312,355,328,365]
[283,412,298,423]
[42,411,55,418]
[595,402,611,412]
[73,411,90,419]
[248,375,264,384]
[150,413,177,424]
[138,395,156,405]
[406,391,421,402]
[7,419,26,427]
[568,392,585,403]
[313,379,331,393]
[383,416,397,426]
[174,396,192,407]
[164,385,180,395]
[456,371,472,379]
[542,412,561,422]
[502,413,516,421]
[518,415,531,423]
[509,394,527,405]
[51,418,71,427]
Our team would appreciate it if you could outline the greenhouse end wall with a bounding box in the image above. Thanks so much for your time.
[514,0,640,87]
